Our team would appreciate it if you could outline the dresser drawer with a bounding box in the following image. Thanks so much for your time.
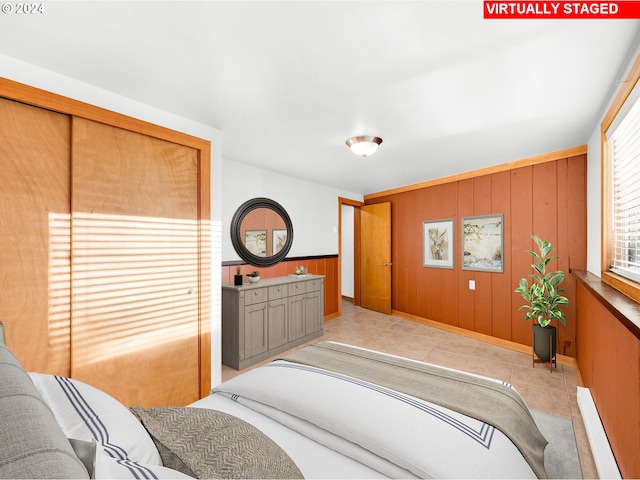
[288,281,306,297]
[268,284,287,300]
[305,279,322,293]
[245,287,268,305]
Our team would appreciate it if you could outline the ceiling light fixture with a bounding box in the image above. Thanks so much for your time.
[346,135,383,157]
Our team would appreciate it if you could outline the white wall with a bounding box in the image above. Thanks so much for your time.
[222,159,362,261]
[586,37,640,276]
[0,54,225,385]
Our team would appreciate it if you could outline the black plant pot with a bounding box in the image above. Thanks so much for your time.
[532,324,556,362]
[234,274,243,286]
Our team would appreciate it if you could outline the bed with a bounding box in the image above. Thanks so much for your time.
[0,340,549,479]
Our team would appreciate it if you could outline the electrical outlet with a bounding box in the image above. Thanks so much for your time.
[469,280,475,290]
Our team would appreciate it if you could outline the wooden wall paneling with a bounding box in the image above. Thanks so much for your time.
[474,272,492,335]
[458,178,475,331]
[365,146,587,201]
[314,258,329,315]
[364,154,587,359]
[532,161,565,348]
[270,260,289,278]
[555,157,570,355]
[428,185,445,323]
[330,256,339,314]
[308,258,320,278]
[417,188,431,320]
[594,310,621,473]
[0,98,71,374]
[576,281,640,478]
[614,321,640,477]
[472,175,493,335]
[567,155,588,270]
[405,190,420,316]
[472,175,492,215]
[305,256,336,317]
[441,182,459,327]
[563,155,587,357]
[71,118,200,408]
[221,265,231,285]
[510,166,534,345]
[532,161,559,253]
[575,285,593,385]
[491,170,512,340]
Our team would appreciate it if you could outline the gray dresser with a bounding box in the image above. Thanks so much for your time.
[222,275,324,370]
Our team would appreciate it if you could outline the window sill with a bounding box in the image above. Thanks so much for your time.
[572,270,640,340]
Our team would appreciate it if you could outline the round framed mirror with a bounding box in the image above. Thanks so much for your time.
[230,197,294,267]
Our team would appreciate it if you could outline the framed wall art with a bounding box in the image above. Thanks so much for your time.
[423,219,454,269]
[461,214,504,272]
[244,229,267,257]
[272,229,287,255]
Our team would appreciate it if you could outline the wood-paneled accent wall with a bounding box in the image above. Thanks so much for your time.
[222,256,339,319]
[366,153,587,357]
[574,272,640,478]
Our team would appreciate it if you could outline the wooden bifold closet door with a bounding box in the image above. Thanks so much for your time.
[0,98,72,375]
[1,89,208,408]
[71,118,200,408]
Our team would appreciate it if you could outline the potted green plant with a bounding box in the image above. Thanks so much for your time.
[515,235,568,369]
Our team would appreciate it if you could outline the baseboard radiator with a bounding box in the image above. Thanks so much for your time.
[576,387,621,479]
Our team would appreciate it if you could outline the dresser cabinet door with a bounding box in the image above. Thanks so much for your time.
[267,298,288,349]
[288,294,306,341]
[304,289,322,335]
[244,302,268,358]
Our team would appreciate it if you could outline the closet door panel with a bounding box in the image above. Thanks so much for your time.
[71,117,200,407]
[0,98,71,374]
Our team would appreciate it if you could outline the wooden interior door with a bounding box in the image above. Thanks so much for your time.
[360,203,392,314]
[0,98,71,374]
[71,117,200,408]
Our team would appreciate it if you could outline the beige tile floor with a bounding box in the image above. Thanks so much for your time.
[222,300,598,479]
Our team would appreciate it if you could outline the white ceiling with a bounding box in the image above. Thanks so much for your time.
[1,1,639,194]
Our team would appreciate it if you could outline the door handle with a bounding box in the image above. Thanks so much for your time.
[383,262,392,266]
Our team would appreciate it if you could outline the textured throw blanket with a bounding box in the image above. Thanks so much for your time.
[281,342,548,479]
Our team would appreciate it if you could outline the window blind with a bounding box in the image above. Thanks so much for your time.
[608,93,640,284]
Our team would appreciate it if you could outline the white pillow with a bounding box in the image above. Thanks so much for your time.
[29,373,162,466]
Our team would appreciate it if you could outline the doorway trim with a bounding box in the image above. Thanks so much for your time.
[338,197,365,316]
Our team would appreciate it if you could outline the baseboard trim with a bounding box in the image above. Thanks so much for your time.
[393,310,579,371]
[577,387,621,479]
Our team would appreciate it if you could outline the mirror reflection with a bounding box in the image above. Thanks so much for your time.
[241,207,287,257]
